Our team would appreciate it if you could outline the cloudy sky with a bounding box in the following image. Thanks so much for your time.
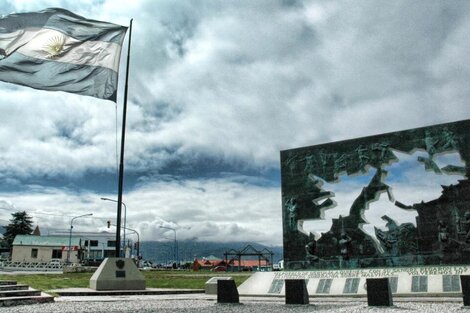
[0,0,469,247]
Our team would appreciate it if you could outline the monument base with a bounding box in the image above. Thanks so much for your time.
[238,265,470,297]
[90,258,146,291]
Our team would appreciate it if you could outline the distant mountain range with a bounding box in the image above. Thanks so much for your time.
[139,240,283,264]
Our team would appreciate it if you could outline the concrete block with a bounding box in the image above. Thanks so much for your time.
[366,278,393,306]
[90,258,145,291]
[285,279,309,305]
[461,275,470,306]
[217,279,239,303]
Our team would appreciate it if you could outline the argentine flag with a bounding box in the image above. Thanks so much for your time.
[0,8,127,101]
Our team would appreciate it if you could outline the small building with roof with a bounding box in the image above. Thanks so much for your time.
[11,231,121,265]
[12,235,80,263]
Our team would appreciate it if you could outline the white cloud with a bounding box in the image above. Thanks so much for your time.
[0,176,282,245]
[0,89,119,177]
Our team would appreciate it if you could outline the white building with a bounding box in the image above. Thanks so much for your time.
[49,231,118,263]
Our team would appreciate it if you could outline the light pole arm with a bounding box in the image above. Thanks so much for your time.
[67,213,92,264]
[101,197,127,257]
[108,223,140,258]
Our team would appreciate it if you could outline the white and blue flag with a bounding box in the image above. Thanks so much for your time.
[0,8,127,101]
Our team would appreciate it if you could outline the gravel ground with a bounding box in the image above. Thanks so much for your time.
[1,294,469,313]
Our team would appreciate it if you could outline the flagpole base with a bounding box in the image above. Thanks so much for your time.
[90,257,146,291]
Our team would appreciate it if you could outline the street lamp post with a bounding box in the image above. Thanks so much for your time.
[124,226,140,259]
[67,213,93,264]
[159,226,177,265]
[101,197,127,257]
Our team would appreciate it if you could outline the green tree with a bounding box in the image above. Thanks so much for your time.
[3,211,34,248]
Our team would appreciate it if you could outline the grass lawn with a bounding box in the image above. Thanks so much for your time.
[0,270,252,293]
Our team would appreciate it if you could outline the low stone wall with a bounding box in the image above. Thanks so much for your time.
[238,265,470,297]
[63,265,97,273]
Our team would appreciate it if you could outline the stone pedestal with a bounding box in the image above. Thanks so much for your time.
[217,279,239,304]
[90,258,146,291]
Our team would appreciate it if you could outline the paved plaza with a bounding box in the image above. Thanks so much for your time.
[1,293,468,313]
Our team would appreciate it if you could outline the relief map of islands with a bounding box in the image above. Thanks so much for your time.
[281,119,470,270]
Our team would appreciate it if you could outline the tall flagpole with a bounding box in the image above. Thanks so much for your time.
[116,19,133,257]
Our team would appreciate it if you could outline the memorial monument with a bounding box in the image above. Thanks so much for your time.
[280,119,470,270]
[239,119,470,297]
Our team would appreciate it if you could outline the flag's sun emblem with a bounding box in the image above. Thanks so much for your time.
[43,34,66,58]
